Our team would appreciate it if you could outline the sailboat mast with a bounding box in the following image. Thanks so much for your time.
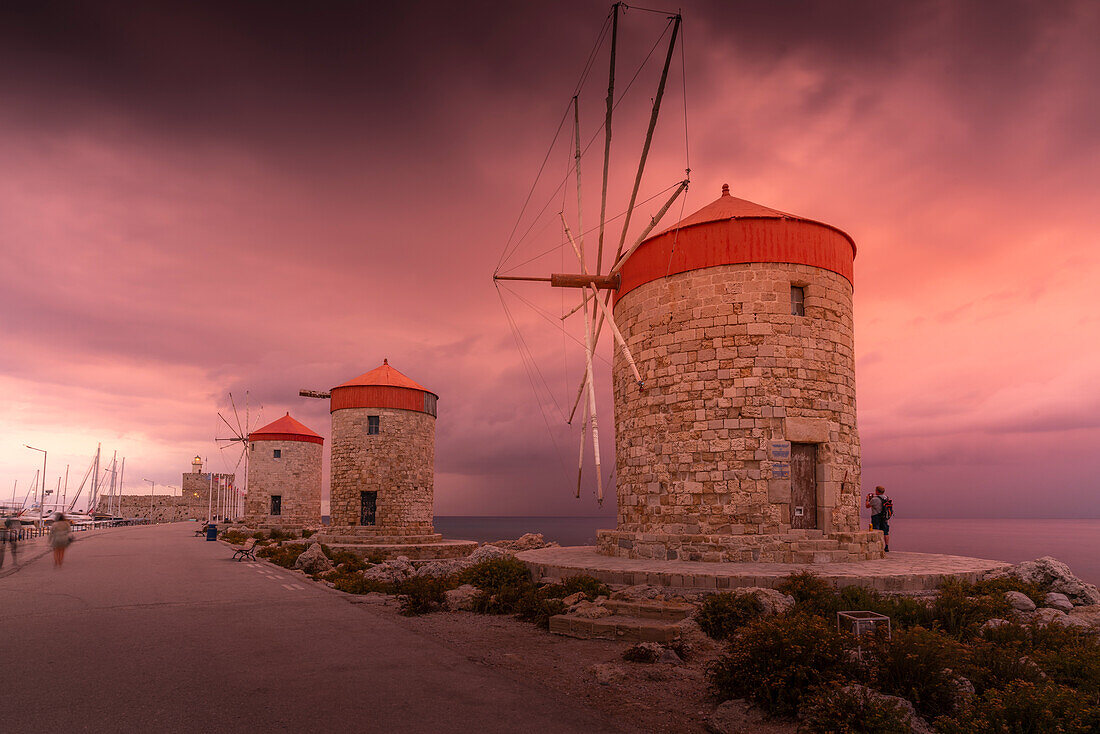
[116,457,125,516]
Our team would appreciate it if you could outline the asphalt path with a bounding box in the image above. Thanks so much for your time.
[0,523,624,733]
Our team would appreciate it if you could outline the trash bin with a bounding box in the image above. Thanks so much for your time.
[206,523,218,541]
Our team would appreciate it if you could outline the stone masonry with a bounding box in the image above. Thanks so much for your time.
[328,407,435,534]
[245,439,322,528]
[96,471,233,523]
[600,261,882,563]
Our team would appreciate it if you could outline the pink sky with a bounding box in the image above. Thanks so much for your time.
[1,1,1097,518]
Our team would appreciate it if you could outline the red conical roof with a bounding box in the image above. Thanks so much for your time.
[249,413,324,444]
[335,358,430,392]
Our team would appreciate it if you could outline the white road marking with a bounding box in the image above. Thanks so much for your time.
[281,583,297,591]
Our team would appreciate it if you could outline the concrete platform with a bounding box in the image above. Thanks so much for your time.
[517,546,1011,592]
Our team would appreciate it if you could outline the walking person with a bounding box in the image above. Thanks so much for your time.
[867,485,892,553]
[49,512,72,568]
[1,513,20,568]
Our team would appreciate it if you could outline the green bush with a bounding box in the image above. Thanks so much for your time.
[798,683,915,734]
[964,642,1045,693]
[319,545,368,572]
[220,530,249,545]
[330,572,393,595]
[778,571,839,618]
[514,591,567,629]
[978,620,1100,695]
[695,592,766,640]
[268,528,296,542]
[965,576,1048,605]
[459,556,532,590]
[931,579,1011,639]
[301,528,315,539]
[257,543,307,569]
[397,576,448,616]
[861,626,968,719]
[935,680,1100,734]
[558,575,611,599]
[708,612,853,716]
[472,583,532,615]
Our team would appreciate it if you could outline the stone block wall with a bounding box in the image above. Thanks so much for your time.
[96,472,235,522]
[329,407,435,534]
[245,440,322,528]
[608,261,869,561]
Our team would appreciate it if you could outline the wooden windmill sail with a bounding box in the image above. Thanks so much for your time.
[493,3,690,504]
[214,391,262,519]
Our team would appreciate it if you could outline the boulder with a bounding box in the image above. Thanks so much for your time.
[657,646,683,665]
[942,669,975,709]
[1005,591,1036,612]
[467,544,513,563]
[415,559,466,578]
[744,587,796,615]
[674,619,719,657]
[1044,592,1074,613]
[363,556,415,585]
[444,584,480,611]
[562,591,587,606]
[611,584,666,601]
[980,618,1011,633]
[293,543,334,574]
[1033,607,1068,625]
[1061,615,1094,629]
[706,699,771,734]
[993,557,1100,606]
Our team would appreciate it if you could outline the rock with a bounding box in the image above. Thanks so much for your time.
[415,559,466,578]
[980,618,1010,632]
[363,557,415,584]
[1005,591,1036,612]
[745,587,796,615]
[706,699,771,734]
[624,642,664,663]
[831,685,935,734]
[590,663,626,686]
[992,557,1100,606]
[942,669,975,709]
[611,584,665,601]
[657,646,683,665]
[444,584,480,611]
[674,619,719,656]
[1062,615,1094,629]
[488,533,560,551]
[1044,592,1074,613]
[571,601,613,619]
[467,544,513,563]
[562,591,586,605]
[1033,607,1068,625]
[293,543,334,574]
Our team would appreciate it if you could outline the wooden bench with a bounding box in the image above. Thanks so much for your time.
[193,524,210,537]
[232,538,259,562]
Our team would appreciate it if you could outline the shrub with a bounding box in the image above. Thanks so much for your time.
[268,528,296,542]
[966,576,1048,605]
[220,530,249,545]
[708,612,853,716]
[778,571,839,618]
[979,620,1100,694]
[319,545,368,572]
[558,575,611,599]
[250,531,266,540]
[935,680,1100,734]
[861,626,968,719]
[472,583,532,615]
[459,557,532,591]
[964,642,1045,693]
[695,592,766,640]
[257,543,307,569]
[798,683,915,734]
[931,579,1011,639]
[330,572,392,595]
[301,528,315,539]
[514,591,567,629]
[397,576,448,616]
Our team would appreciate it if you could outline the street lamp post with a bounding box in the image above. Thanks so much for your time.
[143,478,155,523]
[24,445,46,526]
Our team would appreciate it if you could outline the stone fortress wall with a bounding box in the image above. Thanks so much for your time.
[95,472,234,522]
[328,407,435,534]
[600,261,881,563]
[245,439,322,528]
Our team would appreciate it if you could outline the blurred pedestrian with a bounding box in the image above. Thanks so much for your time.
[49,512,72,567]
[1,513,20,568]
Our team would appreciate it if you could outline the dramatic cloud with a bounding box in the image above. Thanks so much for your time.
[0,0,1096,518]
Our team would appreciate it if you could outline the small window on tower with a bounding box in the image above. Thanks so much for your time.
[250,443,254,451]
[270,495,282,516]
[273,449,281,459]
[791,285,806,316]
[368,416,380,435]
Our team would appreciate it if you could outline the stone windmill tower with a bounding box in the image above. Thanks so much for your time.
[245,413,323,529]
[591,184,882,563]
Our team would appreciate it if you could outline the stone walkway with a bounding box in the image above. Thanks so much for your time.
[517,546,1010,592]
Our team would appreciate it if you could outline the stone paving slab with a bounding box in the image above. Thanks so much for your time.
[518,546,1011,592]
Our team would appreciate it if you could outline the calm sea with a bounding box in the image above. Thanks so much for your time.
[433,516,1100,586]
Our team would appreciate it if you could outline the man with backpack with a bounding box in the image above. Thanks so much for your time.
[867,485,892,553]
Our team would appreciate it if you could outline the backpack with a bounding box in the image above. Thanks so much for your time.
[881,497,894,519]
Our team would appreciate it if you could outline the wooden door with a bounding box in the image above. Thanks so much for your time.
[790,443,817,529]
[360,491,377,526]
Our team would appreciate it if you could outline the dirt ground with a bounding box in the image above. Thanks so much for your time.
[339,591,762,734]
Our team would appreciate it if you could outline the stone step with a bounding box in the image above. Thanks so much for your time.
[601,600,695,621]
[792,539,845,551]
[548,613,683,643]
[790,549,852,564]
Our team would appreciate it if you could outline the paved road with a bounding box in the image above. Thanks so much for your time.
[0,524,623,733]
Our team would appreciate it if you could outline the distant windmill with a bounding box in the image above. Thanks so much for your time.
[215,391,262,518]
